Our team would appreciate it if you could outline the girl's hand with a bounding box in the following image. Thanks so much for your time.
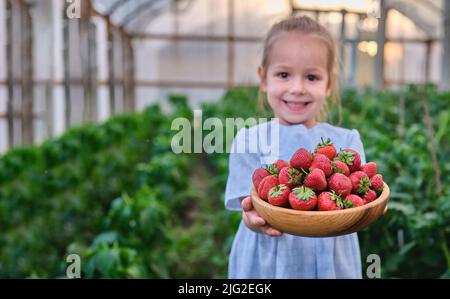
[241,196,283,237]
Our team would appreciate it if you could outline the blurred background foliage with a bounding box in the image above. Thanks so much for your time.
[0,85,449,278]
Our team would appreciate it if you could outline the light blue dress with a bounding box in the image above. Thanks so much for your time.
[224,120,366,279]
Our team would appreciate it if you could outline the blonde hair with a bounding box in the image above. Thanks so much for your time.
[258,15,342,124]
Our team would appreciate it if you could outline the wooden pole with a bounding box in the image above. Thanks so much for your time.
[80,0,91,122]
[122,34,135,113]
[425,39,432,83]
[6,0,14,148]
[441,0,450,90]
[45,82,53,139]
[88,20,98,121]
[79,0,97,122]
[21,0,33,145]
[107,21,116,115]
[227,0,235,89]
[374,0,386,89]
[63,3,72,129]
[339,9,347,88]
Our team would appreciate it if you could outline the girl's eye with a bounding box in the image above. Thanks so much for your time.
[307,74,318,81]
[278,72,289,79]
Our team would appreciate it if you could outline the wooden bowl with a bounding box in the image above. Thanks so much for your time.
[251,183,390,237]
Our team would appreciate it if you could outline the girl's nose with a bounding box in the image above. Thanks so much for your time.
[289,79,306,95]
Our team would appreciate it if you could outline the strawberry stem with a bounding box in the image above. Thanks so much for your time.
[293,186,315,201]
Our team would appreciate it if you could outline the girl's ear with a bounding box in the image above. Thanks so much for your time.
[257,66,267,92]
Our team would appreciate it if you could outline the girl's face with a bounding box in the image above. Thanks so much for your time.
[258,32,330,127]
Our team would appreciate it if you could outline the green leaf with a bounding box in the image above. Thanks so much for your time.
[94,250,115,277]
[440,269,450,279]
[387,201,415,215]
[93,232,119,247]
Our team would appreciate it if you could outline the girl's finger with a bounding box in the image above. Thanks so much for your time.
[242,211,249,225]
[242,209,264,227]
[243,211,265,233]
[241,196,253,212]
[261,225,283,237]
[247,210,266,226]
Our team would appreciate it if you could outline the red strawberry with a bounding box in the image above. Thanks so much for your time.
[315,137,337,160]
[289,186,318,211]
[344,194,365,208]
[278,167,303,188]
[362,189,377,204]
[310,153,332,177]
[267,160,289,177]
[252,168,270,189]
[328,173,352,197]
[370,174,384,195]
[290,148,312,170]
[349,171,371,195]
[336,149,361,172]
[303,168,327,191]
[268,184,291,207]
[318,191,343,211]
[257,175,279,200]
[331,160,350,176]
[361,162,377,178]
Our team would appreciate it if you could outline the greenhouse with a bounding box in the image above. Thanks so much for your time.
[0,0,449,280]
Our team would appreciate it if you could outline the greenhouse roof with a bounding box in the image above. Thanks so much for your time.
[93,0,192,30]
[92,0,445,38]
[294,0,444,38]
[385,0,444,38]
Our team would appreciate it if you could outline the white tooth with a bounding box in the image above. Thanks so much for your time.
[287,102,304,106]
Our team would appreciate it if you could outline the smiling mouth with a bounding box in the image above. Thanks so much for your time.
[282,100,312,111]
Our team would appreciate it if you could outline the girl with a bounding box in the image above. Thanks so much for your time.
[224,16,366,278]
